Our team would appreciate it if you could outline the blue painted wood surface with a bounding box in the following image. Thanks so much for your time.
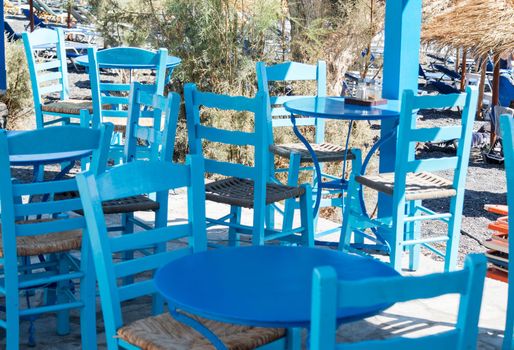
[22,28,93,129]
[380,0,423,217]
[340,86,478,272]
[0,124,112,350]
[310,254,486,349]
[500,114,514,350]
[0,1,6,93]
[88,47,169,163]
[77,156,208,350]
[184,83,314,246]
[155,245,399,328]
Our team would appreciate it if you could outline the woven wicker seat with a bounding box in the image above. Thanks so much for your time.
[0,220,82,257]
[56,191,160,214]
[41,99,94,115]
[356,172,456,201]
[270,142,354,163]
[117,313,285,350]
[11,166,75,183]
[205,177,305,208]
[102,195,160,214]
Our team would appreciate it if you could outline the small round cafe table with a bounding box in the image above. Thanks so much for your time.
[155,246,399,349]
[283,96,400,216]
[7,130,92,182]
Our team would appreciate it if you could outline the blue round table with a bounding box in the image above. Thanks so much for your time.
[155,246,399,345]
[7,130,92,181]
[283,97,400,216]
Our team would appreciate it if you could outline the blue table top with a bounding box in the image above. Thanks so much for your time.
[7,131,92,166]
[284,97,400,121]
[74,54,182,69]
[155,246,399,328]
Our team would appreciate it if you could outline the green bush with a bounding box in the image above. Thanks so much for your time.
[1,38,33,129]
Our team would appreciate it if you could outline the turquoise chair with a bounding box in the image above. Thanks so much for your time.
[97,82,180,226]
[310,254,487,350]
[500,114,514,350]
[184,83,314,246]
[256,61,360,237]
[77,157,287,349]
[22,28,96,129]
[0,124,113,349]
[87,46,168,163]
[340,86,478,271]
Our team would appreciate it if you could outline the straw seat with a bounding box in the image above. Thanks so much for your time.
[205,177,305,208]
[41,99,94,115]
[117,312,285,350]
[0,220,82,257]
[356,172,456,201]
[270,142,355,163]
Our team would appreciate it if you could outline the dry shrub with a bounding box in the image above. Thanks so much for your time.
[1,38,33,129]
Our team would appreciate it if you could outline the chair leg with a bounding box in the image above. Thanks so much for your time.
[286,327,302,350]
[265,204,275,231]
[79,242,98,350]
[56,254,70,336]
[228,206,241,246]
[445,197,463,272]
[504,273,514,350]
[253,203,266,246]
[390,201,407,272]
[407,200,421,271]
[121,213,135,285]
[339,177,359,251]
[299,185,314,247]
[348,151,364,246]
[6,293,20,350]
[282,153,301,232]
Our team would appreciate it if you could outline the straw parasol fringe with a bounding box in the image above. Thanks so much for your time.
[422,0,514,58]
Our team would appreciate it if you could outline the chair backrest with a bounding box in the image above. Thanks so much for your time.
[256,61,327,143]
[499,74,514,108]
[310,254,487,350]
[124,82,180,162]
[184,83,270,184]
[22,28,69,127]
[0,124,113,279]
[88,47,168,128]
[393,86,478,206]
[76,156,206,347]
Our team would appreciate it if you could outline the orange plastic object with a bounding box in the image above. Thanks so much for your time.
[487,266,508,283]
[484,204,509,216]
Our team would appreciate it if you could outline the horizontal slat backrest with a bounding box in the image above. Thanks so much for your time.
[393,87,478,201]
[88,47,168,127]
[22,28,69,113]
[124,82,179,162]
[310,254,487,350]
[184,83,269,181]
[77,155,207,333]
[256,60,327,143]
[0,124,112,267]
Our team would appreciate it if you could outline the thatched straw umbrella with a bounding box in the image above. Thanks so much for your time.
[422,0,514,142]
[423,0,514,59]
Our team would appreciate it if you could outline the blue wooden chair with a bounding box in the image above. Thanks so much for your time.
[22,28,96,129]
[98,83,180,273]
[87,47,168,163]
[77,157,287,349]
[310,253,487,350]
[340,86,478,272]
[256,61,360,237]
[0,124,113,349]
[500,114,514,350]
[185,83,314,246]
